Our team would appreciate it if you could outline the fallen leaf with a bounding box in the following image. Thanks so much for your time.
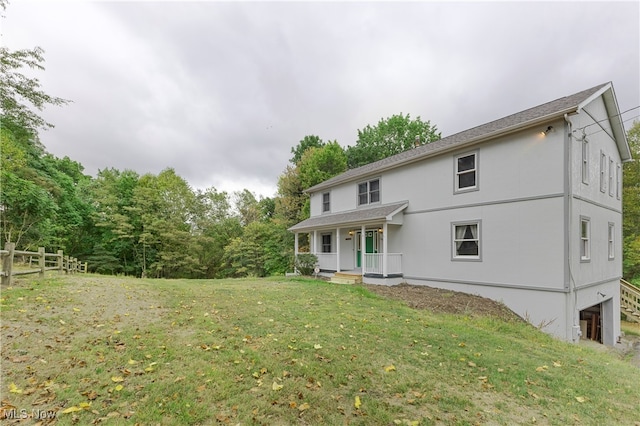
[535,365,548,372]
[111,376,124,383]
[354,395,362,409]
[314,344,322,349]
[61,406,83,414]
[128,359,138,365]
[553,361,562,367]
[384,365,396,372]
[298,402,310,411]
[272,382,283,391]
[575,396,586,403]
[115,385,123,391]
[9,383,23,394]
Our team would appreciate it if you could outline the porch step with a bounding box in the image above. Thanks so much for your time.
[330,272,362,285]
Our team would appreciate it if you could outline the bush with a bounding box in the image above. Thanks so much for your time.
[295,253,318,276]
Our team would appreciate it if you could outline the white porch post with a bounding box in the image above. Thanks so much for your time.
[336,228,341,272]
[360,224,366,276]
[313,230,318,255]
[382,222,388,277]
[294,233,299,255]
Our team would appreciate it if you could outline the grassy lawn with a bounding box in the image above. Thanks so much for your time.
[1,275,639,425]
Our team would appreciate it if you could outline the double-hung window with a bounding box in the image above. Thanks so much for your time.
[608,222,615,260]
[581,139,589,184]
[580,217,590,262]
[357,179,380,206]
[322,192,330,213]
[455,152,478,192]
[321,234,332,253]
[452,221,481,260]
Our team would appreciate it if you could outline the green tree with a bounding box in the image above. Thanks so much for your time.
[223,221,289,277]
[274,165,305,226]
[345,113,440,168]
[89,168,141,275]
[623,121,640,281]
[0,41,69,133]
[290,135,324,165]
[297,141,347,190]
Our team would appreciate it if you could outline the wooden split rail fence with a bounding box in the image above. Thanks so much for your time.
[0,242,87,286]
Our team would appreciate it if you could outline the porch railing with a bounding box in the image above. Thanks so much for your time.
[316,253,337,271]
[364,253,402,276]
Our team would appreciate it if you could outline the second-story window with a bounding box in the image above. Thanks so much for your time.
[358,179,380,206]
[455,151,478,193]
[322,192,330,213]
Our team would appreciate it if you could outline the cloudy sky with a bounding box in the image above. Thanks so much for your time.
[4,1,639,197]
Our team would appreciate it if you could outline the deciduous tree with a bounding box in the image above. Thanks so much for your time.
[345,113,440,168]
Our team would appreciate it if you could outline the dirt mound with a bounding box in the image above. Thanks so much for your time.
[362,283,523,322]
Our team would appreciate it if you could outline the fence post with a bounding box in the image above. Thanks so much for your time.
[38,247,45,278]
[57,250,64,274]
[64,256,69,274]
[2,242,15,286]
[83,262,88,273]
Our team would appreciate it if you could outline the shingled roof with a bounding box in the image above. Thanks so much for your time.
[306,82,624,193]
[289,201,408,232]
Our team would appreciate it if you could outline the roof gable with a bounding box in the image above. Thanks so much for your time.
[307,82,621,193]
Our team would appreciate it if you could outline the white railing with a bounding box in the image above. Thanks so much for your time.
[621,279,640,319]
[364,253,402,276]
[316,253,337,271]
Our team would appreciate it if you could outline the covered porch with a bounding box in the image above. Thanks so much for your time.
[289,202,408,279]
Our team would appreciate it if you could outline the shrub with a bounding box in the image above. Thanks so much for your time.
[295,253,318,275]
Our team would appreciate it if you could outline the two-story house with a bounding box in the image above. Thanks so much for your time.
[289,82,632,345]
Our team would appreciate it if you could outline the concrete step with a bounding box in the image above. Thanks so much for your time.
[330,277,357,285]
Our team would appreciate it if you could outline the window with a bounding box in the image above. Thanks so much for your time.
[600,151,606,193]
[608,222,615,260]
[322,192,330,213]
[608,158,614,196]
[616,164,621,200]
[580,217,590,261]
[452,221,481,260]
[581,139,589,184]
[357,179,380,206]
[321,234,332,253]
[455,152,478,192]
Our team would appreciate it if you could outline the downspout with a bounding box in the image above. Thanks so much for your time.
[565,113,580,342]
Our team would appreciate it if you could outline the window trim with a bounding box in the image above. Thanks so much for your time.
[581,139,589,184]
[357,178,381,206]
[608,222,615,260]
[322,192,330,213]
[580,216,591,262]
[616,164,621,200]
[321,233,332,253]
[451,220,482,261]
[599,151,606,193]
[608,157,614,197]
[454,151,479,194]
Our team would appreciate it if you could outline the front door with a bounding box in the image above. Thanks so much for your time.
[356,231,377,267]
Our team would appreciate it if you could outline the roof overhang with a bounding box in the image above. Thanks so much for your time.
[288,201,409,233]
[577,82,632,162]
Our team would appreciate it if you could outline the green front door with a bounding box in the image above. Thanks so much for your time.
[356,231,376,267]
